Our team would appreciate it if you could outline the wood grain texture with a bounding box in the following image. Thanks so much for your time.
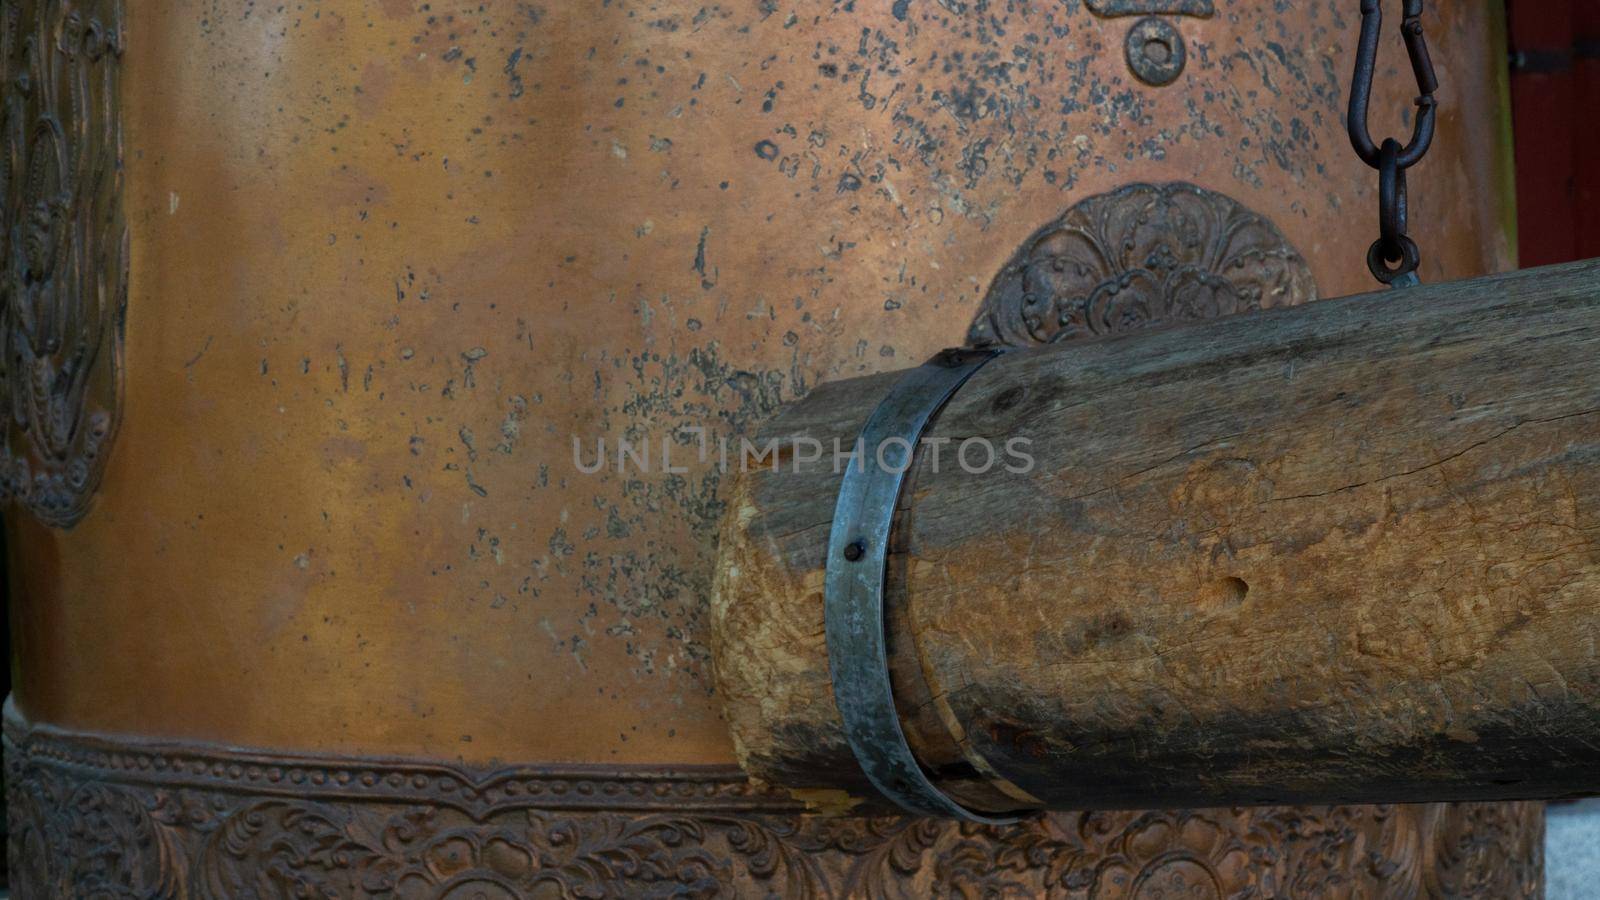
[713,258,1600,812]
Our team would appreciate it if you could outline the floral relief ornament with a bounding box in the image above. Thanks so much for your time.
[0,0,127,527]
[967,182,1317,349]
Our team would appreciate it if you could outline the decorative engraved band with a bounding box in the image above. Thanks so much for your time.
[2,701,1544,896]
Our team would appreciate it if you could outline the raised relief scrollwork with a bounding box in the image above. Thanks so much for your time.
[3,707,1542,898]
[0,0,126,527]
[968,182,1316,349]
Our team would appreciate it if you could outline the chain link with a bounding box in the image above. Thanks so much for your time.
[1348,0,1438,288]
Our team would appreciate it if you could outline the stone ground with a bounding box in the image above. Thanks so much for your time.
[1547,800,1600,900]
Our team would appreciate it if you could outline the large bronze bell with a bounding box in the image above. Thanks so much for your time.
[0,0,1560,896]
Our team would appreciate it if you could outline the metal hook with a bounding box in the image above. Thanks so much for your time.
[1377,138,1408,261]
[1348,0,1438,171]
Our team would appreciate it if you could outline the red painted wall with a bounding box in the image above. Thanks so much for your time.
[1509,0,1600,266]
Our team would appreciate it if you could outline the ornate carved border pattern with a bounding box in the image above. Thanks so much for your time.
[0,0,127,528]
[968,182,1316,349]
[4,706,1542,898]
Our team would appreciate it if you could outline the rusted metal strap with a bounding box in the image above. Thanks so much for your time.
[823,347,1023,824]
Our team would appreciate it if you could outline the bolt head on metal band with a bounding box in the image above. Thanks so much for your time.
[822,348,1026,824]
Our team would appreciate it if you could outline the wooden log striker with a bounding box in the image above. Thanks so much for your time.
[713,259,1600,815]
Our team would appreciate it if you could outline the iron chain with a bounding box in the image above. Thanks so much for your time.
[1348,0,1438,288]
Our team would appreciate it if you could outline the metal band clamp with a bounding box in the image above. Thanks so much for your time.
[823,347,1023,824]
